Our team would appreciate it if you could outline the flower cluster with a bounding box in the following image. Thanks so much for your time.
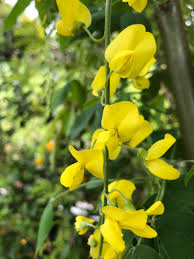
[56,0,180,258]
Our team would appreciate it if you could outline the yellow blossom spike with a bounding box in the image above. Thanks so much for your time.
[108,180,136,208]
[139,57,156,76]
[102,206,147,229]
[146,201,165,216]
[146,134,176,160]
[128,119,153,148]
[68,145,104,179]
[60,162,84,190]
[145,159,180,180]
[100,218,125,253]
[56,0,91,36]
[92,66,120,97]
[105,25,156,79]
[133,76,150,90]
[129,224,157,238]
[74,216,94,235]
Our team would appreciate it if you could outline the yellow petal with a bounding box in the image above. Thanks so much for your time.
[139,57,156,76]
[146,134,176,160]
[133,76,150,90]
[56,0,76,31]
[117,106,140,143]
[56,20,73,36]
[109,50,134,77]
[92,66,106,96]
[128,0,148,13]
[146,201,165,216]
[91,128,105,147]
[102,206,147,229]
[130,224,157,238]
[105,25,146,63]
[60,162,84,190]
[104,246,123,259]
[128,119,152,148]
[102,101,137,130]
[145,159,180,180]
[128,33,156,79]
[100,218,125,253]
[92,66,120,97]
[75,0,91,28]
[108,179,136,202]
[69,146,104,179]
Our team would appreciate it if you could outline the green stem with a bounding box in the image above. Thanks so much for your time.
[97,1,112,256]
[83,26,105,43]
[155,180,166,202]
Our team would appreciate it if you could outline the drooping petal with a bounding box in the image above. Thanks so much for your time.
[128,119,152,148]
[128,0,148,13]
[145,159,180,180]
[146,134,176,160]
[101,101,138,131]
[110,72,121,97]
[104,246,123,259]
[75,0,91,28]
[75,216,94,235]
[60,162,84,190]
[139,57,156,76]
[129,224,157,238]
[69,146,104,179]
[133,76,150,90]
[146,201,165,216]
[56,0,76,30]
[102,206,147,230]
[100,218,125,253]
[92,66,106,96]
[105,25,146,63]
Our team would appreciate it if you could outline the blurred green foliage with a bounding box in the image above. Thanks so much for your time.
[0,0,194,258]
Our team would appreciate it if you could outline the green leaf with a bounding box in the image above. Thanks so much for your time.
[35,202,53,255]
[69,103,100,139]
[51,80,72,112]
[185,166,194,187]
[4,0,33,31]
[155,177,194,259]
[135,245,163,259]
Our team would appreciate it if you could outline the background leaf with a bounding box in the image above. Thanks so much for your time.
[36,202,53,255]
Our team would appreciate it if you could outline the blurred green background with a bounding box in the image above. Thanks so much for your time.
[0,0,194,258]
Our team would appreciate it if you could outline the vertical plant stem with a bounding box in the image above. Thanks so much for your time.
[97,1,112,258]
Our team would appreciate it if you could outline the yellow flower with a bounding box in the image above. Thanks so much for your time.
[102,101,150,143]
[91,128,121,160]
[60,145,104,190]
[146,201,164,216]
[100,218,125,253]
[88,229,123,259]
[145,134,180,180]
[56,0,91,36]
[107,179,136,209]
[102,206,157,238]
[34,157,43,166]
[91,66,120,97]
[105,25,156,79]
[74,216,94,235]
[122,0,148,13]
